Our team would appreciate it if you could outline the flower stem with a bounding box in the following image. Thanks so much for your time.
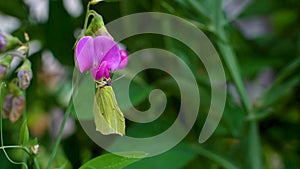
[0,145,31,154]
[46,103,73,169]
[33,156,41,169]
[83,2,91,33]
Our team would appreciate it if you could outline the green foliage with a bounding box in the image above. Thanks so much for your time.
[0,0,300,169]
[80,152,145,169]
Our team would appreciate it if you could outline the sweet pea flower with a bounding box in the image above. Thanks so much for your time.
[2,94,25,123]
[2,94,13,119]
[17,59,33,90]
[18,69,33,90]
[10,95,25,123]
[75,36,128,80]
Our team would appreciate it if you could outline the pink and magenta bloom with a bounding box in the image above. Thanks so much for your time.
[75,36,128,80]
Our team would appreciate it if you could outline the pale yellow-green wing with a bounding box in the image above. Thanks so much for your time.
[93,85,125,136]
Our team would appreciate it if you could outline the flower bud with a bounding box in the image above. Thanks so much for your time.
[31,144,39,155]
[0,31,7,51]
[85,13,113,39]
[0,32,20,52]
[0,65,7,79]
[0,54,13,79]
[10,95,25,123]
[17,60,33,90]
[90,0,103,5]
[2,93,25,123]
[5,36,20,51]
[2,94,13,119]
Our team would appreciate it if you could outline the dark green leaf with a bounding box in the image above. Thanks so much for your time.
[79,152,146,169]
[125,143,197,169]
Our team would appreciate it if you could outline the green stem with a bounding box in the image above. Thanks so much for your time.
[46,103,73,169]
[0,145,31,155]
[248,121,262,169]
[46,2,90,168]
[33,156,41,169]
[83,2,91,33]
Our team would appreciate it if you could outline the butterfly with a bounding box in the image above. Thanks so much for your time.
[93,78,125,136]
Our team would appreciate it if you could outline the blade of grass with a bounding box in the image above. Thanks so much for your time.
[46,102,73,169]
[190,145,239,169]
[211,1,263,169]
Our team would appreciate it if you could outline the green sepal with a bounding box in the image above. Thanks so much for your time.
[28,137,39,147]
[85,12,104,35]
[3,35,20,51]
[17,59,32,72]
[90,0,104,5]
[93,85,125,136]
[85,11,113,38]
[8,78,23,96]
[0,54,13,68]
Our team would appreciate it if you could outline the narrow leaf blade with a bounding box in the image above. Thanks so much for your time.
[79,152,146,169]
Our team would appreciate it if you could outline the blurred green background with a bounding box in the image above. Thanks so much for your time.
[0,0,300,168]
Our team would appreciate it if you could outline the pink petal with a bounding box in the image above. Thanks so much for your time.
[92,61,109,80]
[94,36,121,71]
[75,36,94,72]
[104,68,110,79]
[117,50,128,69]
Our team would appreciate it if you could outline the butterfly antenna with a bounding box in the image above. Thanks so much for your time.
[112,74,126,83]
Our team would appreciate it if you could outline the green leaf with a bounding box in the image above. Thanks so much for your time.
[222,96,245,137]
[79,152,146,169]
[194,146,239,169]
[90,0,104,5]
[261,77,299,107]
[101,0,124,2]
[185,0,210,18]
[259,58,300,107]
[90,0,123,5]
[19,120,29,146]
[51,147,73,169]
[28,137,38,147]
[248,121,263,169]
[125,143,197,169]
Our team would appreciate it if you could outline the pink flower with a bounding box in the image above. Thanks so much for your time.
[75,36,128,80]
